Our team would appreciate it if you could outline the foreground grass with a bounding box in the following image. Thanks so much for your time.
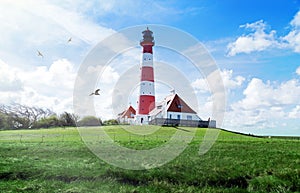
[0,126,299,192]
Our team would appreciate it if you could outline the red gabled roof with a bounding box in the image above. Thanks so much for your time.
[119,106,136,118]
[166,94,196,114]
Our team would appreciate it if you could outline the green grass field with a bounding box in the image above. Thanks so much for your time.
[0,126,299,192]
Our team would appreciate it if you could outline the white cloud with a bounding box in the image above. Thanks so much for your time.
[0,59,76,113]
[297,66,300,75]
[0,60,23,92]
[282,11,300,53]
[192,69,244,125]
[0,0,116,73]
[20,59,76,97]
[192,69,245,93]
[289,105,300,118]
[227,11,300,55]
[191,78,210,93]
[227,20,277,56]
[0,1,114,46]
[282,30,300,53]
[233,78,300,110]
[221,69,245,90]
[224,77,300,130]
[290,10,300,27]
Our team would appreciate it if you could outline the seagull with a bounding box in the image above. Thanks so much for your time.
[170,89,175,94]
[37,50,43,58]
[89,89,100,96]
[67,37,72,43]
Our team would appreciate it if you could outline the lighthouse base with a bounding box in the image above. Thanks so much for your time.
[135,114,150,125]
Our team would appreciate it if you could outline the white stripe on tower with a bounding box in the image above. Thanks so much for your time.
[138,27,155,115]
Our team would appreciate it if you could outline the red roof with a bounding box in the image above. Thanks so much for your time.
[166,94,196,113]
[119,106,136,118]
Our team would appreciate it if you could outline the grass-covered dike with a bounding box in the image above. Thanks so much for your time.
[0,126,299,192]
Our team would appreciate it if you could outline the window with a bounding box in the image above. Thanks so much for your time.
[187,115,192,120]
[169,114,172,119]
[177,114,180,120]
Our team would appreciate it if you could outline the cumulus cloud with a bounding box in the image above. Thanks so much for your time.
[227,11,300,56]
[192,78,210,93]
[227,20,277,56]
[192,69,245,93]
[297,66,300,75]
[233,78,300,110]
[282,11,300,53]
[224,77,300,130]
[289,105,300,118]
[221,69,245,90]
[0,60,23,92]
[0,59,77,113]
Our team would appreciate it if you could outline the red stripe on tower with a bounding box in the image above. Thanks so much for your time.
[138,27,155,115]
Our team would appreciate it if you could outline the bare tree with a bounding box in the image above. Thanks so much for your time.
[0,103,55,129]
[59,112,79,127]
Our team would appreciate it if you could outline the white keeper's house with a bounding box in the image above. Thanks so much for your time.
[148,93,216,128]
[149,93,200,121]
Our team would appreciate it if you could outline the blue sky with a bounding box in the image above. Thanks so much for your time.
[0,0,300,136]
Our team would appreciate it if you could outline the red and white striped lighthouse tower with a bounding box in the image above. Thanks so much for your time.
[136,27,155,124]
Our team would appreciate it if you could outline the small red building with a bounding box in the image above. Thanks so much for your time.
[117,105,136,124]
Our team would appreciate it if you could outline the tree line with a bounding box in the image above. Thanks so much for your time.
[0,103,119,130]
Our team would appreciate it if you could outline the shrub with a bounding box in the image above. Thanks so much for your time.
[103,119,119,125]
[77,116,102,127]
[33,115,61,128]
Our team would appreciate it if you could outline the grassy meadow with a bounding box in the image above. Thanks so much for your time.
[0,126,299,192]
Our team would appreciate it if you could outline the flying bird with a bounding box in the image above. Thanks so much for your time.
[37,50,43,58]
[89,89,100,96]
[67,37,72,43]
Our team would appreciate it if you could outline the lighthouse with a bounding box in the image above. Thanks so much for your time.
[136,27,155,124]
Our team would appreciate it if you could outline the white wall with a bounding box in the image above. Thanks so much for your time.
[141,53,153,67]
[165,112,201,121]
[140,81,155,95]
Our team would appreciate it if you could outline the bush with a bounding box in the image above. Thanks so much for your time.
[77,116,102,127]
[0,113,10,130]
[33,115,61,128]
[103,119,119,125]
